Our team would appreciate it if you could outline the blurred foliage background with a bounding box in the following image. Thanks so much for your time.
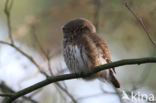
[0,0,156,103]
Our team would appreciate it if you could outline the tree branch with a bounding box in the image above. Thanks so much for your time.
[0,81,38,103]
[1,57,156,103]
[4,0,14,44]
[3,0,48,78]
[0,41,48,77]
[124,0,156,48]
[0,41,77,103]
[30,27,53,76]
[0,94,13,97]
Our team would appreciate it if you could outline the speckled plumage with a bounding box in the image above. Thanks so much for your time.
[62,18,120,88]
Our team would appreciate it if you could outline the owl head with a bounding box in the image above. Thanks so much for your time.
[62,18,96,41]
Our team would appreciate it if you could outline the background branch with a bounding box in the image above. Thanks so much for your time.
[0,41,48,77]
[2,0,49,78]
[124,0,156,48]
[30,26,53,76]
[93,0,101,32]
[4,0,14,44]
[55,82,77,103]
[30,26,77,103]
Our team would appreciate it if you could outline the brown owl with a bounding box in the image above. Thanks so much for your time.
[62,18,120,88]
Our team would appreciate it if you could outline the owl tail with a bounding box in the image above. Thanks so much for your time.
[109,70,120,88]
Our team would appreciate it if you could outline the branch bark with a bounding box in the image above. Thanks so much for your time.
[0,82,38,103]
[1,57,156,103]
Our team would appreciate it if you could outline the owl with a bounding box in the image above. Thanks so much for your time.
[62,18,120,88]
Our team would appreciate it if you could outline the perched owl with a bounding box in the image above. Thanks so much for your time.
[62,18,120,88]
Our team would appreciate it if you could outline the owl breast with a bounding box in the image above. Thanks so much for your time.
[63,45,91,73]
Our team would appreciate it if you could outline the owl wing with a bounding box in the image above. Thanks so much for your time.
[87,33,120,88]
[88,33,115,72]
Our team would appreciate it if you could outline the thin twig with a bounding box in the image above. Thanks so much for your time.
[47,51,53,76]
[4,0,14,44]
[54,85,67,102]
[93,0,101,32]
[31,27,47,58]
[31,27,53,76]
[2,57,156,102]
[0,41,48,77]
[30,27,77,102]
[3,0,48,78]
[55,83,77,103]
[124,0,156,48]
